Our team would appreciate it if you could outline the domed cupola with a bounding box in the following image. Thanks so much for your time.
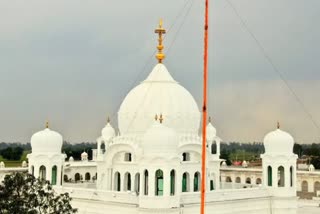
[263,122,294,156]
[101,117,116,141]
[31,122,63,154]
[141,114,179,157]
[118,21,200,135]
[206,117,217,141]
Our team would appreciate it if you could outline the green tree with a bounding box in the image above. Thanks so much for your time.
[0,172,77,214]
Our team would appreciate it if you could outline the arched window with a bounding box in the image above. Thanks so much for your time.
[245,177,251,184]
[39,165,46,181]
[124,153,132,162]
[75,173,80,182]
[211,141,217,154]
[170,170,175,195]
[290,166,293,187]
[85,172,91,181]
[124,172,131,191]
[235,177,241,183]
[210,180,214,190]
[114,172,121,191]
[278,166,285,187]
[226,177,232,183]
[51,165,57,185]
[134,173,140,194]
[144,170,148,195]
[100,142,106,154]
[182,172,190,192]
[256,178,262,185]
[314,181,320,194]
[155,170,163,196]
[182,153,190,161]
[301,180,308,192]
[194,172,200,192]
[267,166,272,186]
[64,175,68,182]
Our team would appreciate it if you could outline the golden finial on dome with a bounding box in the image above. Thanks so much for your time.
[209,116,212,123]
[155,19,166,63]
[155,114,158,121]
[107,116,110,124]
[277,121,280,129]
[159,114,164,124]
[46,120,49,129]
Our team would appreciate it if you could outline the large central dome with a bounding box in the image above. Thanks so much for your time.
[118,63,200,135]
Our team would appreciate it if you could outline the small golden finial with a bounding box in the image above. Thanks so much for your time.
[154,19,166,63]
[159,114,164,124]
[107,116,110,124]
[277,121,280,129]
[46,120,49,129]
[209,116,212,123]
[155,114,158,121]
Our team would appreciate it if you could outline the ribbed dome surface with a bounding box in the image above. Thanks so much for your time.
[263,128,294,155]
[31,128,63,154]
[118,63,200,135]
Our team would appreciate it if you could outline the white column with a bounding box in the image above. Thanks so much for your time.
[121,173,125,192]
[149,169,155,196]
[272,165,278,188]
[47,165,52,183]
[217,140,221,156]
[34,165,39,178]
[285,166,290,188]
[164,169,170,196]
[190,172,194,192]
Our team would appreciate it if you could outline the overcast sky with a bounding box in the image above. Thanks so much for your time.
[0,0,319,143]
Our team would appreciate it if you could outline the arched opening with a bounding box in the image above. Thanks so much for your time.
[226,177,232,183]
[278,166,285,187]
[100,142,106,154]
[170,170,175,195]
[155,169,163,196]
[135,173,140,194]
[64,175,68,182]
[51,165,57,185]
[39,165,46,181]
[210,180,214,190]
[256,178,262,185]
[85,172,91,181]
[290,166,293,187]
[182,153,190,161]
[144,170,148,195]
[124,153,132,162]
[267,166,272,186]
[314,181,320,194]
[114,172,121,191]
[124,172,131,191]
[182,172,190,192]
[301,180,308,192]
[31,165,34,176]
[194,172,200,192]
[211,141,217,154]
[235,177,241,183]
[245,177,251,184]
[75,173,80,182]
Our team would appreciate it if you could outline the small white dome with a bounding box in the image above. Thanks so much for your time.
[206,122,217,141]
[309,164,315,171]
[69,156,74,162]
[242,160,248,168]
[142,121,179,157]
[81,151,88,157]
[263,128,294,155]
[118,63,200,135]
[101,122,116,141]
[0,161,5,168]
[31,128,63,154]
[22,161,27,167]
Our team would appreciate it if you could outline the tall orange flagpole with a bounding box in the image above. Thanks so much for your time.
[200,0,209,214]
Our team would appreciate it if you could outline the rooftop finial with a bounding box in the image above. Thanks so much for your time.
[155,19,166,63]
[155,114,158,121]
[209,116,212,123]
[46,120,49,129]
[277,121,280,129]
[107,116,110,124]
[159,114,164,124]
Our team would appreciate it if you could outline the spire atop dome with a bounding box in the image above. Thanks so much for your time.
[155,114,158,121]
[155,19,166,63]
[46,120,49,129]
[107,116,110,124]
[159,114,164,124]
[209,116,212,123]
[277,121,280,129]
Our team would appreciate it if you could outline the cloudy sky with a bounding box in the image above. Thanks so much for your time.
[0,0,319,143]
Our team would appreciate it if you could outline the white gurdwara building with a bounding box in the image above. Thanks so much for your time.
[27,22,298,214]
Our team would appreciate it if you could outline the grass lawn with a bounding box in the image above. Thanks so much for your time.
[0,150,31,168]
